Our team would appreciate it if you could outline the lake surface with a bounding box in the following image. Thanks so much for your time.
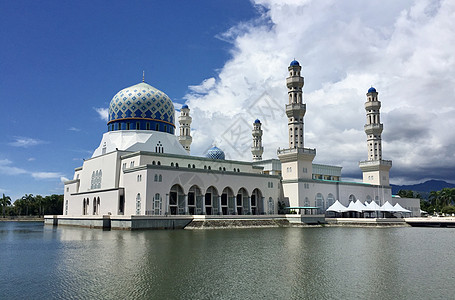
[1,222,454,300]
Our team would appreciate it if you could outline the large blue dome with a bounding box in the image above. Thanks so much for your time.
[108,82,175,134]
[368,87,377,93]
[205,146,225,160]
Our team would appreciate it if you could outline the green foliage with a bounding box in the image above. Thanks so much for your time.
[442,206,455,215]
[1,194,12,218]
[427,188,455,213]
[4,194,64,216]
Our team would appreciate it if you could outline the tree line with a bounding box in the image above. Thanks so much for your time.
[398,188,455,215]
[1,193,63,218]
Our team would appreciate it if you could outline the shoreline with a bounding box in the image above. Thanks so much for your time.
[0,217,44,222]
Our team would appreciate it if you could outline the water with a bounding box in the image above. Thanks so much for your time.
[1,222,454,300]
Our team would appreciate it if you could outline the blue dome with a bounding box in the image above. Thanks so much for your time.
[108,82,175,133]
[254,119,261,124]
[182,104,189,109]
[205,146,225,160]
[290,60,300,66]
[368,87,377,93]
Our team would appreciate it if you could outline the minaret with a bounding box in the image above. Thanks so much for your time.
[178,104,192,154]
[251,119,263,161]
[359,87,392,186]
[278,60,316,208]
[286,60,306,148]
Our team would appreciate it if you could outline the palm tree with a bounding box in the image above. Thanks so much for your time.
[1,194,12,218]
[21,194,34,216]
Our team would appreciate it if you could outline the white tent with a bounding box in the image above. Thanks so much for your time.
[394,203,411,213]
[326,200,348,213]
[364,201,384,211]
[380,201,399,212]
[346,200,366,212]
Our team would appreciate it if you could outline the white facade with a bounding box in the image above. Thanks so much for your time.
[63,61,419,218]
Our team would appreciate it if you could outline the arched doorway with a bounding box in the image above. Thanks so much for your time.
[236,188,249,215]
[188,185,203,215]
[205,186,219,215]
[169,184,184,215]
[221,187,234,215]
[251,188,263,215]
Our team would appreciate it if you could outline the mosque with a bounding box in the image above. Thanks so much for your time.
[57,60,420,229]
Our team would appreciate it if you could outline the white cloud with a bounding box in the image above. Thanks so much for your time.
[68,127,81,132]
[184,0,455,182]
[94,107,109,122]
[31,172,64,180]
[60,176,69,183]
[8,137,45,148]
[0,159,27,175]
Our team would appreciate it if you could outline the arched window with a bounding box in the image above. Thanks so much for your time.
[154,174,158,182]
[171,162,174,167]
[192,164,195,168]
[327,194,335,208]
[159,175,162,182]
[175,163,179,168]
[152,161,156,165]
[93,197,97,215]
[349,194,356,202]
[188,164,191,168]
[315,193,324,211]
[83,198,86,215]
[157,161,161,166]
[154,193,162,215]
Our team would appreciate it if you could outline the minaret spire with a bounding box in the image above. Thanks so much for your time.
[251,119,263,161]
[359,87,392,186]
[178,104,192,154]
[286,59,306,148]
[142,70,145,82]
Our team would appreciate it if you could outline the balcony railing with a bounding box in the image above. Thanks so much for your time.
[277,147,316,155]
[359,159,392,167]
[285,103,306,111]
[364,123,383,132]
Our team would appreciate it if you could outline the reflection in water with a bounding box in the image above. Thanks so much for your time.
[1,222,455,299]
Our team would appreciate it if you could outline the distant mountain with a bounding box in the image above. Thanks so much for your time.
[391,180,455,197]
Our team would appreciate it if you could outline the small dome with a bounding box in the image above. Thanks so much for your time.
[368,87,377,93]
[290,60,300,66]
[254,119,261,124]
[205,146,225,160]
[182,104,189,109]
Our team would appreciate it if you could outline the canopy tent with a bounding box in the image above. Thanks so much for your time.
[364,201,384,211]
[326,200,348,213]
[346,200,366,212]
[394,203,411,213]
[381,201,399,213]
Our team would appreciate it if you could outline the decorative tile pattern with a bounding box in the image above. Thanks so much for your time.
[108,82,174,125]
[205,146,225,160]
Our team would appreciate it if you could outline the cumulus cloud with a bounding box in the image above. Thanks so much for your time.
[184,0,455,183]
[94,107,109,122]
[8,137,46,148]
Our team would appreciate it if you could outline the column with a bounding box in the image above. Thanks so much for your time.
[202,194,206,215]
[261,197,265,215]
[165,194,169,216]
[233,196,237,215]
[247,196,252,215]
[184,194,188,215]
[218,195,222,215]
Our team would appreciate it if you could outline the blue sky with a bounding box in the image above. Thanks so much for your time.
[1,0,455,201]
